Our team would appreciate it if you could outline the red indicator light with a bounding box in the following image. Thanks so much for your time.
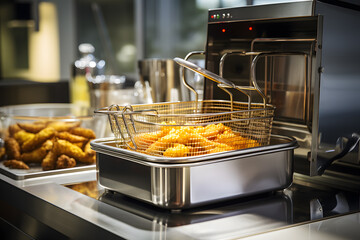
[249,27,253,31]
[211,15,214,19]
[222,28,226,33]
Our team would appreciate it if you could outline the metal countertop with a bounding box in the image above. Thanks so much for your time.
[0,169,359,239]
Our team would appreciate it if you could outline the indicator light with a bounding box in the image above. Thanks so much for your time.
[222,29,226,33]
[211,15,214,19]
[249,27,253,31]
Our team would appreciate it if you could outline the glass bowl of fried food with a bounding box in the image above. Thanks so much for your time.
[0,103,106,172]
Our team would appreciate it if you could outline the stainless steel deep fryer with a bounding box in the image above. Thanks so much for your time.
[95,58,275,157]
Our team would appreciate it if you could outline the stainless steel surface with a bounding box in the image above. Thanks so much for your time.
[1,169,360,239]
[203,1,360,179]
[87,74,136,110]
[0,162,95,180]
[138,58,182,102]
[91,135,297,164]
[93,135,297,209]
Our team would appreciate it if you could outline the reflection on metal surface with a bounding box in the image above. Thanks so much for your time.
[92,135,296,209]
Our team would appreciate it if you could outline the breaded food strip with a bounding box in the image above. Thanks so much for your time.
[0,147,5,159]
[18,122,46,133]
[56,131,87,143]
[163,144,190,157]
[69,127,96,139]
[8,124,22,137]
[21,145,48,163]
[14,130,35,145]
[5,137,21,160]
[41,151,57,171]
[47,121,80,132]
[84,140,95,156]
[3,160,29,170]
[22,127,55,152]
[55,139,94,164]
[56,154,76,169]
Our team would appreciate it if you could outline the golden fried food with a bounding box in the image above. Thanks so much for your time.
[5,137,21,160]
[84,140,95,156]
[47,121,80,132]
[55,139,94,164]
[21,127,56,152]
[56,154,76,169]
[42,151,57,171]
[0,147,5,159]
[194,123,230,140]
[21,145,48,163]
[163,144,190,157]
[8,124,22,137]
[18,122,46,133]
[14,130,35,145]
[3,160,29,169]
[133,123,259,157]
[3,120,96,171]
[69,127,96,139]
[215,130,260,149]
[56,131,87,143]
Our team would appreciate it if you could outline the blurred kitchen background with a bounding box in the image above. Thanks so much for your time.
[0,0,303,107]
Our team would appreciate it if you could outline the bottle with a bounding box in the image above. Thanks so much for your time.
[70,43,105,110]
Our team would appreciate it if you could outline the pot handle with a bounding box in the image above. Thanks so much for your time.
[317,133,360,175]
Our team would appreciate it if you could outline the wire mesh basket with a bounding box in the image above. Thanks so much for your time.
[95,58,275,157]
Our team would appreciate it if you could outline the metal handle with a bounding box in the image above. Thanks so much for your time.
[175,57,236,89]
[317,133,360,176]
[181,51,206,104]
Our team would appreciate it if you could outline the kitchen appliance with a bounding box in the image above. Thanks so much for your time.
[91,135,297,209]
[185,0,360,184]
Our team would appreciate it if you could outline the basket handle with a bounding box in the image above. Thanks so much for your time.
[175,57,236,88]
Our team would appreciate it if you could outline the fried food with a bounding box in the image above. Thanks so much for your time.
[215,130,260,149]
[69,127,96,139]
[133,123,259,157]
[42,151,57,171]
[0,147,5,159]
[56,131,87,143]
[5,137,21,160]
[163,144,190,157]
[3,120,97,171]
[3,160,29,170]
[21,144,48,163]
[8,124,22,137]
[14,130,35,145]
[55,139,95,164]
[56,154,76,169]
[21,127,56,152]
[18,122,46,133]
[47,121,80,132]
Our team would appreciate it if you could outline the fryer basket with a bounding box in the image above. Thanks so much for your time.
[95,58,275,157]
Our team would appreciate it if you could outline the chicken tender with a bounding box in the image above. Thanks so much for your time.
[21,145,48,163]
[56,154,76,169]
[216,131,259,149]
[14,130,35,145]
[163,144,190,157]
[18,122,46,133]
[47,121,80,132]
[55,139,94,164]
[5,137,21,160]
[8,124,22,137]
[0,147,5,159]
[69,127,96,139]
[21,127,56,152]
[56,131,87,143]
[3,159,29,170]
[42,150,57,171]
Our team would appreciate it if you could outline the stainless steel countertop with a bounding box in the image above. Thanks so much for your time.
[0,169,359,239]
